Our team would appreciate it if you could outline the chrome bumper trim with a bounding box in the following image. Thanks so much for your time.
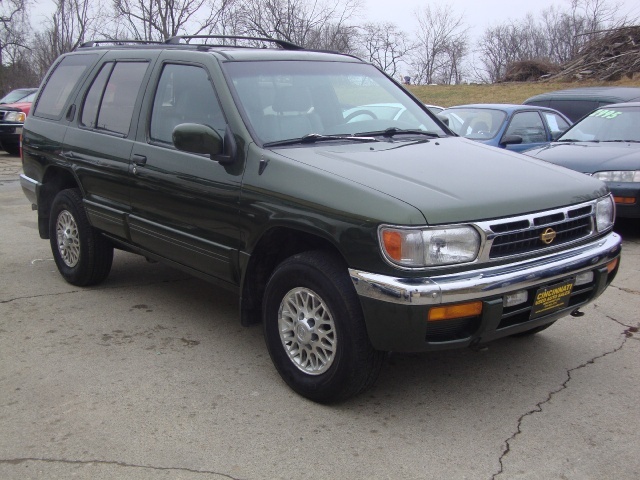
[350,232,621,306]
[19,173,39,193]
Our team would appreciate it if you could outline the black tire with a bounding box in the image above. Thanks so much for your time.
[49,188,114,286]
[263,250,385,403]
[512,321,556,337]
[1,142,20,156]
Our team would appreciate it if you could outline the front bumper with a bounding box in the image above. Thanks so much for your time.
[0,123,23,143]
[350,232,621,352]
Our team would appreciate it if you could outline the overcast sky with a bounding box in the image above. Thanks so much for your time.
[362,0,639,38]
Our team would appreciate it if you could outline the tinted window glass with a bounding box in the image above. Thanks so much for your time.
[80,63,113,128]
[150,63,225,144]
[224,60,445,144]
[93,62,148,135]
[35,54,98,117]
[548,100,597,122]
[504,111,546,144]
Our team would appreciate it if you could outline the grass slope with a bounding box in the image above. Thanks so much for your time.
[408,78,640,107]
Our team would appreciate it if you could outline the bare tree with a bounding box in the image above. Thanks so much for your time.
[236,0,360,51]
[1,0,29,65]
[359,22,410,77]
[0,0,38,92]
[410,4,468,85]
[30,0,101,77]
[475,0,626,82]
[112,0,237,41]
[542,0,622,64]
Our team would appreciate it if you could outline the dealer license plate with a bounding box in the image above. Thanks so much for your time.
[530,279,574,319]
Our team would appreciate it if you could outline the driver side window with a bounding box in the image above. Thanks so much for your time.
[504,111,546,144]
[150,63,226,145]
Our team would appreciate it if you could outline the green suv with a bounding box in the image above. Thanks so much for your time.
[20,36,622,402]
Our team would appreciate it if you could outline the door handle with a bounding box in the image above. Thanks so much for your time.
[132,154,147,166]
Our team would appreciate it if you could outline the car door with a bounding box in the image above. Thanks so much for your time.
[127,55,244,287]
[62,53,159,239]
[501,111,549,153]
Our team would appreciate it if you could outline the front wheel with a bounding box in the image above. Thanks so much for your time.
[49,188,114,286]
[263,251,385,403]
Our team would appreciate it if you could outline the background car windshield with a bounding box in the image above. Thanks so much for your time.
[0,89,34,104]
[559,106,640,142]
[439,108,506,140]
[224,60,444,144]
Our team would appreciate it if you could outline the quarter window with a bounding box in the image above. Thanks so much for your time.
[542,112,570,138]
[34,54,98,118]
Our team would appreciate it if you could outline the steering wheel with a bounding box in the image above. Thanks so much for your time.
[344,109,378,122]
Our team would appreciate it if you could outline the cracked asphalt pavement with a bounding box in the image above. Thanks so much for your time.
[1,152,639,479]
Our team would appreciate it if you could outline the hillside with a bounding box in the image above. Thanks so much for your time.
[409,78,640,108]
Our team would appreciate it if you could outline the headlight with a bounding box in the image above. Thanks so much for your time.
[380,225,480,267]
[595,195,615,232]
[4,111,26,122]
[592,170,640,182]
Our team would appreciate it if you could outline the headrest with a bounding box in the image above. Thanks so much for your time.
[272,86,312,113]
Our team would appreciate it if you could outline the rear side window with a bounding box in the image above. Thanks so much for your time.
[80,61,149,135]
[548,100,598,122]
[34,54,98,118]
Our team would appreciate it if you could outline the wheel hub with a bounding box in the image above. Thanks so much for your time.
[295,322,310,343]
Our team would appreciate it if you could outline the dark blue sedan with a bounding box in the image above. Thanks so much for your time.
[438,104,572,153]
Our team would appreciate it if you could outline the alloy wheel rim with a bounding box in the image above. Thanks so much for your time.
[56,210,80,267]
[278,287,337,375]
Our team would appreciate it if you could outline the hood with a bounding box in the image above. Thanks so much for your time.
[274,137,608,225]
[525,142,640,173]
[0,100,32,114]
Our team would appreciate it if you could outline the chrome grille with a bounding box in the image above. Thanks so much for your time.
[473,201,597,261]
[490,217,592,258]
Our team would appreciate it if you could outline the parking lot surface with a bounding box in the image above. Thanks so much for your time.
[1,152,639,479]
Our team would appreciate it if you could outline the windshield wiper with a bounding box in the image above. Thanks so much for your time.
[601,139,640,143]
[557,138,600,143]
[264,133,377,147]
[358,127,442,138]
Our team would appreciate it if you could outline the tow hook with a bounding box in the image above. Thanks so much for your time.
[570,309,585,317]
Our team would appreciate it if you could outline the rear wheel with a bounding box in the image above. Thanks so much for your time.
[49,188,113,286]
[263,251,385,403]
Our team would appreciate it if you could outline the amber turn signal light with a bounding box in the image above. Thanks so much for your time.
[613,196,636,205]
[606,258,619,273]
[428,301,483,322]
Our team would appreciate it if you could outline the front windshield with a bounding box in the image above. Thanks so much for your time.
[223,60,445,144]
[559,105,640,142]
[0,89,33,104]
[439,108,506,140]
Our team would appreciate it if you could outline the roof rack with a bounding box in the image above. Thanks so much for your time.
[165,35,303,51]
[78,40,165,49]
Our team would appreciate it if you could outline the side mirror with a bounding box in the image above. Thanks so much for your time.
[500,134,523,146]
[173,123,237,165]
